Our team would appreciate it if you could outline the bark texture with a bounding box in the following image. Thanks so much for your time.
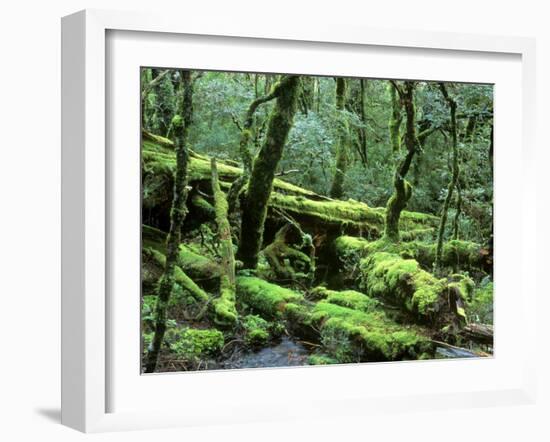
[237,75,301,269]
[434,83,459,272]
[211,158,238,326]
[384,81,418,241]
[329,78,349,199]
[144,70,193,373]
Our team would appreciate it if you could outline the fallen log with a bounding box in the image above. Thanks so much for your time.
[358,252,470,328]
[460,323,493,346]
[142,246,209,303]
[143,224,221,282]
[210,158,238,327]
[235,277,434,362]
[334,235,491,274]
[141,132,438,238]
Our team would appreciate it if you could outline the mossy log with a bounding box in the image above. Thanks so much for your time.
[142,246,209,303]
[142,133,437,238]
[308,300,433,362]
[236,276,304,320]
[334,235,490,273]
[235,277,434,362]
[262,223,314,283]
[143,224,221,282]
[211,158,238,327]
[358,252,468,328]
[460,323,493,345]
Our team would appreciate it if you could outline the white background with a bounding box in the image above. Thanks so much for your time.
[0,0,547,441]
[108,29,524,415]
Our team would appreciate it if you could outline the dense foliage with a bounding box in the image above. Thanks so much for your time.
[140,68,493,373]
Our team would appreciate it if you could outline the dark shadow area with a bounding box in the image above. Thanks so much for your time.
[34,407,61,423]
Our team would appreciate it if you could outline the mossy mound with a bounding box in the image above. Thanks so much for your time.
[236,276,304,319]
[241,314,284,347]
[310,301,432,362]
[165,327,224,361]
[143,224,221,281]
[334,235,489,273]
[308,286,380,313]
[359,252,446,320]
[142,246,209,303]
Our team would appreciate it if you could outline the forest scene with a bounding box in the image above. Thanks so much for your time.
[140,68,494,374]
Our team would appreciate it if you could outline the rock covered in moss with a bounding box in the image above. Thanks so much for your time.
[240,314,285,347]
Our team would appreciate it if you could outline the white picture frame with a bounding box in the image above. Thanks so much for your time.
[61,9,537,433]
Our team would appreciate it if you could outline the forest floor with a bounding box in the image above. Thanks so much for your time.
[141,133,493,373]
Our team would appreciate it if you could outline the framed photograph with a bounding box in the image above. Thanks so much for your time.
[61,9,537,433]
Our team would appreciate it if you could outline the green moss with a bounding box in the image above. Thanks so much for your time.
[165,327,224,360]
[242,315,271,346]
[335,236,486,275]
[236,276,303,319]
[359,252,445,318]
[309,287,379,313]
[142,135,438,238]
[213,282,238,327]
[310,302,431,362]
[190,194,216,220]
[270,193,384,233]
[142,224,168,250]
[143,246,209,302]
[178,244,221,280]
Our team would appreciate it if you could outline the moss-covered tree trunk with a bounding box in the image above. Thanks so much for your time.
[237,75,300,269]
[388,82,403,153]
[329,78,349,199]
[144,70,194,373]
[384,81,417,242]
[434,83,459,272]
[227,84,280,211]
[211,158,238,326]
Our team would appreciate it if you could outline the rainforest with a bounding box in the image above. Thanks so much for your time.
[140,68,494,373]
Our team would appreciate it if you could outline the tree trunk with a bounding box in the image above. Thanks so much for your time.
[388,82,402,152]
[211,158,238,326]
[144,70,194,374]
[384,81,417,241]
[434,83,459,272]
[329,78,349,199]
[237,75,300,269]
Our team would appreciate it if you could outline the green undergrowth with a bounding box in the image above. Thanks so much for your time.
[165,326,224,362]
[467,279,493,324]
[241,314,284,347]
